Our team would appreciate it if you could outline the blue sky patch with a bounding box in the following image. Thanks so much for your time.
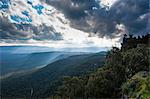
[22,11,29,16]
[10,15,32,23]
[0,0,10,9]
[33,5,44,15]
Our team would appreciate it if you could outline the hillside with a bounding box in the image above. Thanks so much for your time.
[1,51,106,98]
[1,46,91,76]
[55,44,149,98]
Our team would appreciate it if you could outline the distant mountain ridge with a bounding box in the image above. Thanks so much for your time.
[1,46,98,77]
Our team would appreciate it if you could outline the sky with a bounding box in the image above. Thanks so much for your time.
[0,0,149,48]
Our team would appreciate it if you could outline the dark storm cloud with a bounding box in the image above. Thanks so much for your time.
[0,17,29,40]
[45,0,149,37]
[0,16,63,42]
[30,24,63,41]
[110,0,149,35]
[44,0,101,35]
[45,0,99,19]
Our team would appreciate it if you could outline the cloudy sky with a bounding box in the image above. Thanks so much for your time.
[0,0,149,48]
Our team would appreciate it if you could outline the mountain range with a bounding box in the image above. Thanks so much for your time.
[1,46,102,77]
[1,46,106,98]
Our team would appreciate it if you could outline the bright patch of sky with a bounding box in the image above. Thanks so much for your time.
[99,0,118,9]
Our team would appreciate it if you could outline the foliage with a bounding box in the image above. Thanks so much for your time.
[57,45,149,98]
[122,44,149,77]
[57,76,87,98]
[122,71,150,98]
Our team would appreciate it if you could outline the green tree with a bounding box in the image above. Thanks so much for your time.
[123,44,149,77]
[57,76,86,98]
